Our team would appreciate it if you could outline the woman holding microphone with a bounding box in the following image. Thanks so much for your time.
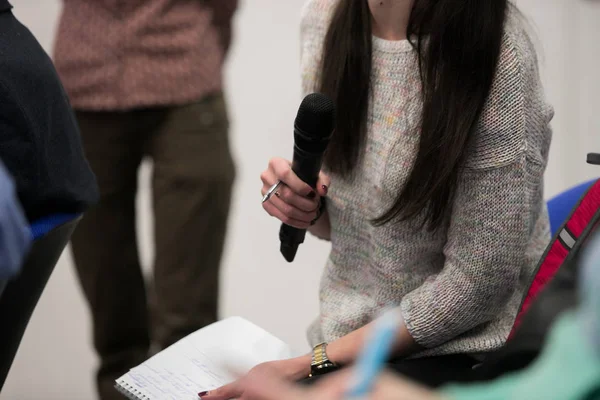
[204,0,553,397]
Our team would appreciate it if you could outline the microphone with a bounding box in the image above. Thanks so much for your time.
[588,153,600,166]
[279,93,335,262]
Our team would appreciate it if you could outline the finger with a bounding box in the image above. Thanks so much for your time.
[316,172,331,197]
[261,184,319,214]
[269,158,314,197]
[261,167,319,211]
[260,168,278,187]
[263,201,311,229]
[276,185,320,212]
[268,194,317,223]
[262,185,318,221]
[201,382,242,400]
[261,183,320,213]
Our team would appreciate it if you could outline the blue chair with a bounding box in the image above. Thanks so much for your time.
[29,213,80,240]
[0,213,81,390]
[547,180,597,236]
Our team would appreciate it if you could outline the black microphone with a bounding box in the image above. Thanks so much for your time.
[588,153,600,166]
[279,93,335,262]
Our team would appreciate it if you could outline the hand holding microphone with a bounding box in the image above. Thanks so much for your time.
[260,93,335,262]
[260,159,330,230]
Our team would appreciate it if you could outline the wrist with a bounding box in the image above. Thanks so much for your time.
[324,340,354,366]
[281,354,312,381]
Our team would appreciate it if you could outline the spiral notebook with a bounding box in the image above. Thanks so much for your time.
[115,317,293,400]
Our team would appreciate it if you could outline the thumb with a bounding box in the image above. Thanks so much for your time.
[316,172,331,197]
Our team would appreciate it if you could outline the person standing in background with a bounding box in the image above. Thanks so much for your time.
[53,1,238,399]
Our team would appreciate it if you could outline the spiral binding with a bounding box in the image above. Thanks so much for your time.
[115,379,151,400]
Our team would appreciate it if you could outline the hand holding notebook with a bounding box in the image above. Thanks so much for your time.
[115,317,293,400]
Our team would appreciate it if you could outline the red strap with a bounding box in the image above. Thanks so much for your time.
[509,180,600,339]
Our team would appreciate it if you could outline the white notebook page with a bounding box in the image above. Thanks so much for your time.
[116,317,293,400]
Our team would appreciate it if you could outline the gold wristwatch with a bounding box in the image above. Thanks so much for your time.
[309,342,339,377]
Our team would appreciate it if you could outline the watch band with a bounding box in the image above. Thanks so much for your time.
[309,342,338,377]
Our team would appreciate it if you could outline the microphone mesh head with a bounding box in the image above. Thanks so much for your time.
[295,93,335,143]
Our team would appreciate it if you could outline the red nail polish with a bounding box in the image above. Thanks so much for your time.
[322,185,328,195]
[198,391,208,397]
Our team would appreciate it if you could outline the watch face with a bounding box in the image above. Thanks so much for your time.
[311,362,339,376]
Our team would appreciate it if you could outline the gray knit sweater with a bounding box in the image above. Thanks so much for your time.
[302,0,554,357]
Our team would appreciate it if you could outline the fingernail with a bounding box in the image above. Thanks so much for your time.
[198,391,208,397]
[322,185,328,195]
[307,191,316,199]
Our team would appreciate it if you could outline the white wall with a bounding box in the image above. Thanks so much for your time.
[2,1,600,399]
[513,0,600,190]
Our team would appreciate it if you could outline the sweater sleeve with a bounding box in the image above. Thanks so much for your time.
[400,24,551,349]
[401,161,529,348]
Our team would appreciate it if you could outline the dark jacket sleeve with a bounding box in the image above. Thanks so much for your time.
[0,10,98,222]
[0,84,98,223]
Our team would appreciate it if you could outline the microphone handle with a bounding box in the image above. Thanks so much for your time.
[292,145,323,188]
[279,146,325,262]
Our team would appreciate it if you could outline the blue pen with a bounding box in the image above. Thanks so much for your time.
[345,308,402,399]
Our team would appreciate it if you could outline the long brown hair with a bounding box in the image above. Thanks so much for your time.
[319,0,509,230]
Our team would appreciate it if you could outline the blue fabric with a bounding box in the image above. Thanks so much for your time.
[29,213,79,240]
[579,231,600,356]
[0,161,31,281]
[547,180,597,236]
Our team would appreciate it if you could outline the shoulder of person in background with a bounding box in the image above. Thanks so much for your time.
[205,0,239,53]
[0,160,32,283]
[0,3,99,223]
